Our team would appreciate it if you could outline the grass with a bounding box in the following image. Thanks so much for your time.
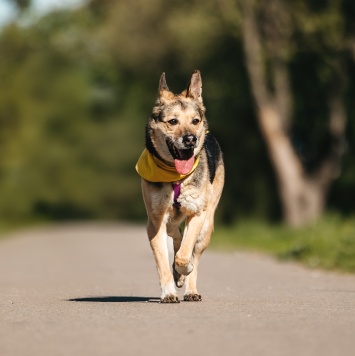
[1,214,354,273]
[0,219,49,240]
[0,221,21,238]
[212,214,355,273]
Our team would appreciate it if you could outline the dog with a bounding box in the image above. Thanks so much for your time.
[136,70,224,303]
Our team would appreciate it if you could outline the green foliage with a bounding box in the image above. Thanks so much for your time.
[5,0,31,12]
[0,0,354,224]
[0,11,146,221]
[212,215,355,273]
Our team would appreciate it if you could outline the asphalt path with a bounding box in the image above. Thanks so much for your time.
[1,223,355,356]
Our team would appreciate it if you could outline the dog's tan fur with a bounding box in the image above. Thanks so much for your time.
[141,70,224,302]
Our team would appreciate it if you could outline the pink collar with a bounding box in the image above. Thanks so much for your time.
[172,182,181,208]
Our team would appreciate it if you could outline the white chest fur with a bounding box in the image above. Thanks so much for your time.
[178,183,207,215]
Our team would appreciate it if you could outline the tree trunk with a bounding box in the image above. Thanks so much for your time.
[239,0,346,227]
[257,104,326,226]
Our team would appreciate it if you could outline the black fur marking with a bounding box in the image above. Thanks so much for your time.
[203,133,222,184]
[190,154,205,188]
[177,99,188,110]
[150,108,163,122]
[198,107,205,119]
[145,123,165,161]
[146,181,163,189]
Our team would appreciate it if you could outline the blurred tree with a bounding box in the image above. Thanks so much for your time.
[228,0,348,226]
[5,0,31,12]
[0,9,145,221]
[0,0,354,225]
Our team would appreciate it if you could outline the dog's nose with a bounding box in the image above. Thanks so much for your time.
[182,134,197,148]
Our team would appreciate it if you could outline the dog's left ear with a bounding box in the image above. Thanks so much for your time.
[186,70,203,102]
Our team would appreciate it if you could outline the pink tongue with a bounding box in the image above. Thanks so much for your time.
[175,156,195,175]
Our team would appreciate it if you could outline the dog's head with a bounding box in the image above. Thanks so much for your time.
[146,70,208,174]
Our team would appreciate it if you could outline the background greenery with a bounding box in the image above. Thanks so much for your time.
[212,214,355,273]
[0,0,354,270]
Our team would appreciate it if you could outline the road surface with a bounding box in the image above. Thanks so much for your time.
[1,223,355,356]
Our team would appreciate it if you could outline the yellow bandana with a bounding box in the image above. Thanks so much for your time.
[135,149,200,182]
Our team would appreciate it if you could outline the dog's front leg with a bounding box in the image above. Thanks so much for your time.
[147,217,179,303]
[167,221,186,289]
[174,212,206,276]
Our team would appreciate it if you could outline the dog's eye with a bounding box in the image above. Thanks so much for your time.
[192,118,200,125]
[168,119,178,125]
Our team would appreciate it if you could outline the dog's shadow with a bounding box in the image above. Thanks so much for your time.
[68,296,160,303]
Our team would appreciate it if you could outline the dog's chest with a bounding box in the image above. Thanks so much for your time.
[149,182,204,215]
[176,181,207,215]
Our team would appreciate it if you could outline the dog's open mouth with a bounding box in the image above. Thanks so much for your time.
[166,139,195,175]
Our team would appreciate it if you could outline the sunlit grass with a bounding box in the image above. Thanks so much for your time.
[1,214,355,273]
[213,214,355,273]
[0,221,19,237]
[0,219,48,240]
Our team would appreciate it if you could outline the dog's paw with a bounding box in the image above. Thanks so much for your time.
[174,262,194,276]
[184,294,202,302]
[160,294,180,303]
[172,263,186,288]
[174,255,194,276]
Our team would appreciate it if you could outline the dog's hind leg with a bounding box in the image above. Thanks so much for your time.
[183,216,214,302]
[147,217,179,303]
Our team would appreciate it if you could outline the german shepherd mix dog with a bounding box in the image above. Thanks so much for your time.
[136,70,224,303]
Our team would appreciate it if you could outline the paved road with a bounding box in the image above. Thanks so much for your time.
[0,224,355,356]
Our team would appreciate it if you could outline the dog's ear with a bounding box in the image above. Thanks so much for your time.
[186,70,202,102]
[159,72,169,92]
[158,72,171,100]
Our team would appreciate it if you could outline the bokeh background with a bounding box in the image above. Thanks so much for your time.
[0,0,354,229]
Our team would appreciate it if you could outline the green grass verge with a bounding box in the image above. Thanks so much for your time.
[0,222,20,238]
[1,215,354,273]
[0,219,49,240]
[212,214,355,273]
